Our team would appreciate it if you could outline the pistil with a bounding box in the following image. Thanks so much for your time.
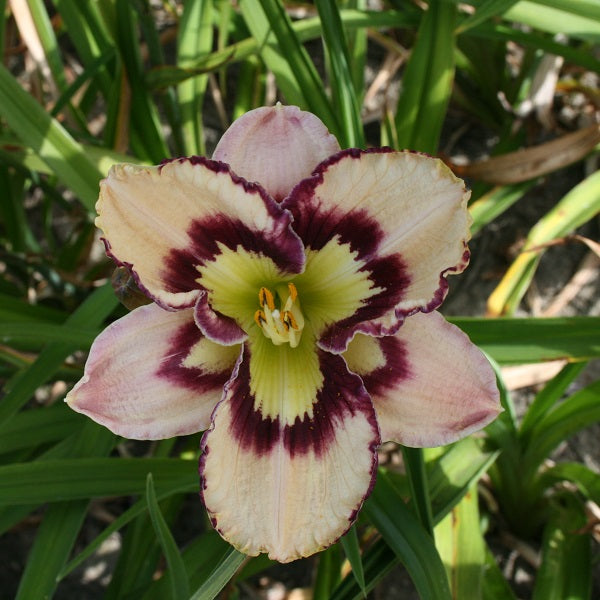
[254,282,305,347]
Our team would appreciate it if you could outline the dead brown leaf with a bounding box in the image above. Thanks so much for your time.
[450,124,600,184]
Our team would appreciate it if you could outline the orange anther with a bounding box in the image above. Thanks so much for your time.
[254,309,266,328]
[259,287,275,311]
[279,311,289,331]
[284,311,299,330]
[287,282,298,302]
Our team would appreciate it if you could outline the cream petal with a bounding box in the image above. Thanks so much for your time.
[293,233,408,353]
[344,311,500,447]
[66,304,240,440]
[212,104,341,202]
[200,339,380,562]
[194,244,296,344]
[97,158,304,311]
[285,149,471,350]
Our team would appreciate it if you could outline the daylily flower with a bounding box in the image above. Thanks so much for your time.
[66,105,501,562]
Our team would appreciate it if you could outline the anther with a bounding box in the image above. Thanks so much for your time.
[259,287,275,311]
[255,283,304,347]
[279,312,289,332]
[254,309,266,328]
[283,311,299,330]
[287,282,298,302]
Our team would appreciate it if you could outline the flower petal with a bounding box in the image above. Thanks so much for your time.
[66,304,240,439]
[193,291,247,346]
[284,149,470,350]
[195,244,301,345]
[97,158,304,311]
[212,104,341,201]
[293,230,409,353]
[343,311,501,447]
[200,334,380,562]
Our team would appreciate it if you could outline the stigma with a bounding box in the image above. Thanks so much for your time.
[254,282,305,347]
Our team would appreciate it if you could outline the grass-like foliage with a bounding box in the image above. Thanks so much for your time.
[1,1,599,598]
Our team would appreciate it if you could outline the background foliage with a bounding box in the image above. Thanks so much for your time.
[0,0,599,598]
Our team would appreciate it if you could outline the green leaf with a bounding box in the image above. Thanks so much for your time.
[506,0,600,42]
[450,316,600,364]
[0,283,118,427]
[316,437,497,600]
[0,166,38,253]
[147,62,229,90]
[53,0,113,71]
[25,0,68,89]
[345,0,367,102]
[188,547,246,600]
[519,361,588,440]
[60,489,177,580]
[532,496,591,600]
[314,544,343,600]
[395,1,457,153]
[486,352,518,435]
[363,473,451,600]
[522,380,600,476]
[0,322,98,346]
[142,532,236,600]
[467,21,600,73]
[179,9,417,78]
[0,293,66,323]
[233,552,274,582]
[340,526,366,597]
[537,462,600,505]
[315,0,364,147]
[239,0,304,108]
[242,0,341,139]
[402,446,434,535]
[428,437,500,524]
[531,0,600,20]
[177,0,214,156]
[15,422,115,599]
[105,492,182,599]
[0,457,198,504]
[232,56,265,118]
[456,0,521,33]
[134,0,185,156]
[114,0,169,162]
[330,537,396,600]
[531,0,600,21]
[16,499,90,600]
[0,137,146,177]
[469,181,537,236]
[435,484,485,598]
[0,63,102,211]
[145,474,190,600]
[0,402,83,455]
[482,546,518,600]
[0,0,6,60]
[51,45,116,120]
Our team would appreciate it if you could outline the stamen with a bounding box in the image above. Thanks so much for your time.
[255,284,304,347]
[279,311,289,331]
[254,309,266,328]
[288,282,298,302]
[283,311,299,330]
[259,287,275,311]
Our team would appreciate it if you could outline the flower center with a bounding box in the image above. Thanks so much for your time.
[254,282,305,348]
